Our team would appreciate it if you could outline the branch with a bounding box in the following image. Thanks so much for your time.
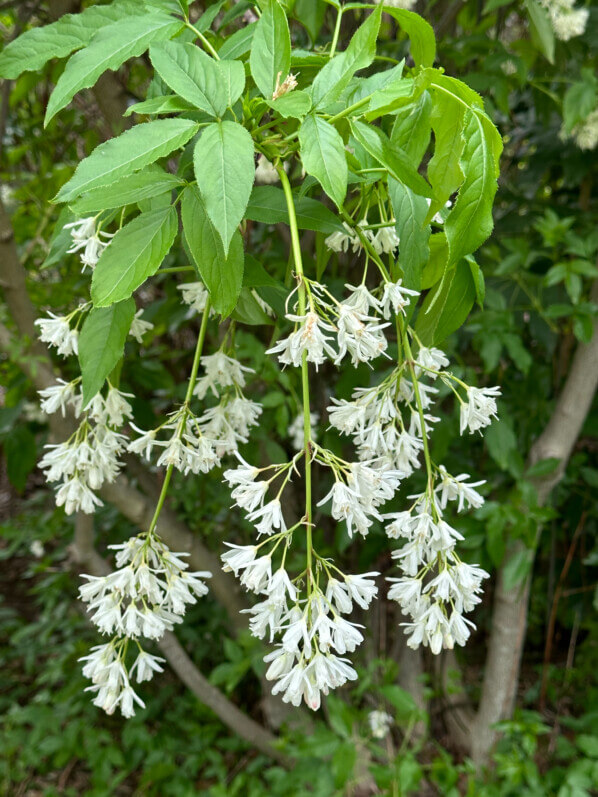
[71,514,286,764]
[470,286,598,765]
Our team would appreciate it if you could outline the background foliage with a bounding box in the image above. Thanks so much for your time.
[0,0,597,794]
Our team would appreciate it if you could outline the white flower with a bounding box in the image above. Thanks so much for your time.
[379,280,419,319]
[34,312,79,357]
[540,0,589,40]
[459,386,501,434]
[325,223,357,253]
[255,154,280,184]
[231,479,269,512]
[247,498,287,537]
[64,217,112,270]
[344,572,379,609]
[221,543,258,575]
[30,540,45,558]
[38,379,78,416]
[335,305,389,366]
[371,224,400,255]
[435,466,485,512]
[129,309,153,343]
[194,352,254,399]
[369,709,393,739]
[374,0,416,9]
[267,311,337,369]
[177,281,210,313]
[343,284,381,315]
[571,109,598,151]
[415,346,449,376]
[130,650,165,683]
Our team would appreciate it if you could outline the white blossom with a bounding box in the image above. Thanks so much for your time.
[369,709,393,739]
[267,311,337,369]
[35,312,79,357]
[460,386,501,434]
[129,309,153,343]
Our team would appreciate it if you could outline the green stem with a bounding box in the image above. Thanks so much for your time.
[329,5,343,58]
[147,299,212,536]
[401,324,433,491]
[339,207,391,281]
[185,21,220,60]
[327,94,371,124]
[277,166,313,582]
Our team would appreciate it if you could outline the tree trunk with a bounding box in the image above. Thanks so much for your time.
[470,283,598,765]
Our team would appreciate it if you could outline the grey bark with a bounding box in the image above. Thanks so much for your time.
[469,284,598,765]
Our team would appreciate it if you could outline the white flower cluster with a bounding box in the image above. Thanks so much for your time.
[386,480,489,654]
[325,220,400,256]
[64,217,113,270]
[79,533,211,717]
[35,305,152,360]
[177,281,213,314]
[222,538,378,709]
[128,351,261,472]
[570,109,598,152]
[267,280,417,370]
[540,0,588,40]
[221,454,383,708]
[38,383,132,514]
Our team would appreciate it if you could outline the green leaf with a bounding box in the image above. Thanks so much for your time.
[217,59,246,108]
[268,90,312,118]
[390,90,433,166]
[124,95,197,117]
[501,546,533,591]
[5,426,37,492]
[563,74,598,132]
[485,417,519,471]
[56,119,199,202]
[218,23,256,60]
[70,167,184,213]
[193,120,255,255]
[428,89,466,211]
[380,685,419,720]
[79,299,135,405]
[444,110,501,268]
[41,207,75,269]
[91,206,178,306]
[250,0,291,99]
[149,41,233,117]
[181,186,244,316]
[246,186,344,233]
[45,15,181,125]
[526,457,561,478]
[388,178,430,291]
[524,0,555,64]
[298,115,348,208]
[381,8,436,68]
[415,259,476,345]
[310,5,382,109]
[349,118,432,197]
[0,2,141,79]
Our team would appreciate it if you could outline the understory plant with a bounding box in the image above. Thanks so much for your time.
[0,0,503,718]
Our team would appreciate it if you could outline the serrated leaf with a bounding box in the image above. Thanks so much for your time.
[193,120,255,255]
[70,167,184,213]
[388,178,430,291]
[45,15,181,125]
[181,186,244,316]
[310,5,382,110]
[218,23,256,60]
[415,259,476,345]
[428,88,466,210]
[250,0,291,99]
[79,299,135,405]
[217,59,246,108]
[149,41,233,117]
[91,206,177,306]
[444,110,501,268]
[246,185,344,233]
[56,119,199,202]
[381,8,436,67]
[350,118,432,197]
[298,115,347,208]
[0,1,141,79]
[390,90,433,166]
[124,95,197,117]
